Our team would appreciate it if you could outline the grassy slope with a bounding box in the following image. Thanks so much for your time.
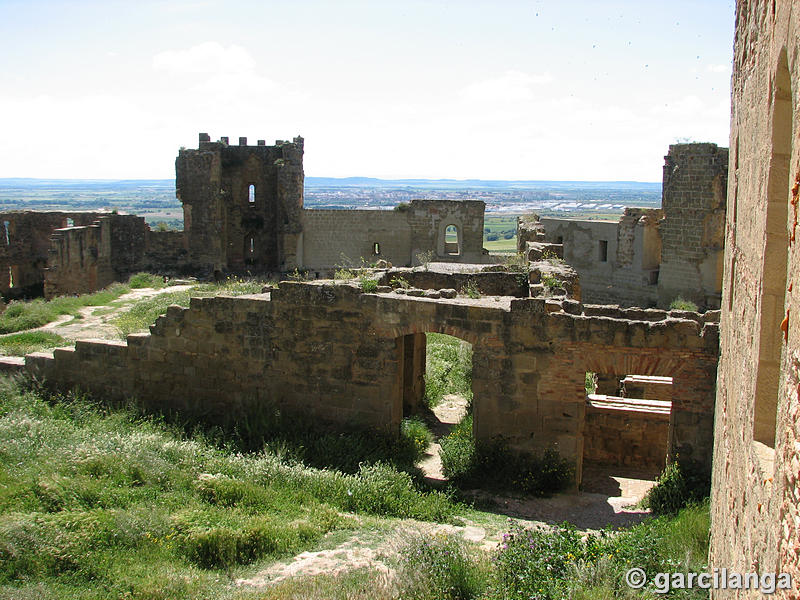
[113,279,265,337]
[0,379,457,599]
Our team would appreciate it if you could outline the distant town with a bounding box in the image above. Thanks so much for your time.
[0,177,662,232]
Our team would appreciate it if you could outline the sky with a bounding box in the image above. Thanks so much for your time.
[0,0,736,182]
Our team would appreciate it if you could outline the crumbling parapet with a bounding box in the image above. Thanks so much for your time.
[0,277,719,487]
[43,214,150,299]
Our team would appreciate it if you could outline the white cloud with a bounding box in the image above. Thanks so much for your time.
[152,41,256,75]
[459,70,553,103]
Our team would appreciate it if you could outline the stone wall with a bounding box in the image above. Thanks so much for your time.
[377,268,529,297]
[583,397,671,472]
[5,279,719,487]
[658,143,728,309]
[709,0,800,595]
[141,231,188,274]
[301,209,412,270]
[44,222,113,298]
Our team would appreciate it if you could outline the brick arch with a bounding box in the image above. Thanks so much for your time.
[375,321,482,346]
[581,348,689,378]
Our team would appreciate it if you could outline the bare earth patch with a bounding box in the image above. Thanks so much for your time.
[236,520,489,589]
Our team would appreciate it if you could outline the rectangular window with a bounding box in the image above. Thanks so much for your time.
[598,240,608,262]
[373,242,381,255]
[248,184,255,204]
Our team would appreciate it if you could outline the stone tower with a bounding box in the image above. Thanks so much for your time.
[175,133,304,275]
[658,143,728,309]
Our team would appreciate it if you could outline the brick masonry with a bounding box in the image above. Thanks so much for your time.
[709,1,800,595]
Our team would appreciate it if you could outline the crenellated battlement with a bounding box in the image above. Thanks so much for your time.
[195,132,304,151]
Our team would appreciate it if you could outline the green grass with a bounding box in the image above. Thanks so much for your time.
[0,331,69,356]
[0,378,458,599]
[113,278,265,337]
[424,333,473,407]
[0,283,131,334]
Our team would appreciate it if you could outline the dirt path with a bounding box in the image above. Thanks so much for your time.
[3,285,193,344]
[417,393,468,482]
[417,394,655,530]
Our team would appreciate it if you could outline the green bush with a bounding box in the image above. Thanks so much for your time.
[128,272,165,289]
[669,297,699,312]
[439,415,475,480]
[460,281,481,299]
[0,331,68,356]
[359,275,379,293]
[644,459,711,515]
[390,276,410,289]
[494,521,600,599]
[440,415,574,496]
[178,516,322,569]
[540,273,560,290]
[491,503,710,599]
[401,417,433,457]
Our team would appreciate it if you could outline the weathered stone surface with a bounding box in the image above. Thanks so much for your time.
[709,1,800,594]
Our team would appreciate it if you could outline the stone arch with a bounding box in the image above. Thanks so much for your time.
[386,321,480,440]
[438,221,463,257]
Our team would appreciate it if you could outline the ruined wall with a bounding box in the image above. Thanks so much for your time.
[176,133,304,275]
[540,209,663,306]
[376,268,529,297]
[300,200,487,270]
[658,143,728,309]
[0,211,103,297]
[44,222,113,298]
[5,279,718,487]
[709,0,800,595]
[43,215,150,299]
